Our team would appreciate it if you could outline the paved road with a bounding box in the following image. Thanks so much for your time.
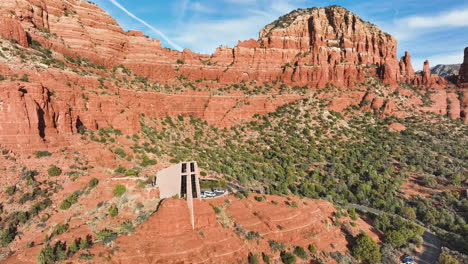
[416,231,442,264]
[347,204,442,264]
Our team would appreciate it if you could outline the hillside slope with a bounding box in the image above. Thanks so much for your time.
[431,64,460,77]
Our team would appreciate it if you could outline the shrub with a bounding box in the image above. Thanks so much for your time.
[96,229,117,244]
[113,184,126,197]
[52,224,68,236]
[47,165,62,177]
[114,148,126,158]
[210,204,221,214]
[280,251,296,264]
[20,168,38,182]
[59,199,72,210]
[120,220,134,234]
[246,231,260,240]
[348,208,358,220]
[438,253,459,264]
[60,192,79,210]
[308,244,316,254]
[37,244,55,264]
[68,239,79,255]
[293,246,308,260]
[262,252,270,264]
[79,236,92,249]
[176,59,185,65]
[0,225,17,246]
[34,151,52,158]
[169,158,179,164]
[140,155,157,167]
[6,185,16,195]
[422,176,437,188]
[351,232,381,263]
[114,165,126,174]
[108,205,118,217]
[248,253,259,264]
[88,178,99,189]
[124,169,138,176]
[36,241,67,264]
[400,206,417,220]
[269,240,285,252]
[200,171,207,176]
[254,196,265,202]
[384,230,406,247]
[20,74,29,82]
[79,252,94,261]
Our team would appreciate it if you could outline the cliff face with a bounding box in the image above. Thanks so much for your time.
[459,47,468,88]
[0,1,447,88]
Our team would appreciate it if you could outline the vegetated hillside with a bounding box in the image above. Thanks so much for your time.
[3,88,466,263]
[0,1,467,264]
[138,93,468,249]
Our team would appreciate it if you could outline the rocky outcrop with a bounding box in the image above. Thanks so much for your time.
[408,60,448,88]
[399,51,415,77]
[62,196,377,264]
[0,82,66,149]
[0,17,28,47]
[0,67,301,151]
[459,47,468,88]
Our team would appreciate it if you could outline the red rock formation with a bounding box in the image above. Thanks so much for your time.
[459,47,468,88]
[388,122,406,132]
[0,17,28,47]
[0,1,452,90]
[0,0,464,153]
[0,67,301,151]
[399,51,415,77]
[0,2,412,88]
[0,82,66,148]
[409,60,448,88]
[56,196,377,264]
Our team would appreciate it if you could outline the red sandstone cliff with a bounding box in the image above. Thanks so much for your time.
[0,0,464,153]
[0,1,448,88]
[459,47,468,88]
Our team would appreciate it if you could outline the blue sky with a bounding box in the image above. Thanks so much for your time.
[93,0,468,70]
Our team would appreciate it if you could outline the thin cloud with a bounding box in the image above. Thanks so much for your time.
[108,0,183,51]
[190,2,216,13]
[387,6,468,40]
[170,0,311,54]
[402,7,468,28]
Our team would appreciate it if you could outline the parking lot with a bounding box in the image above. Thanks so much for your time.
[201,188,227,199]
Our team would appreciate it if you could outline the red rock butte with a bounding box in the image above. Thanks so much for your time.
[0,1,448,88]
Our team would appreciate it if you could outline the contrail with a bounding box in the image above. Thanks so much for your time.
[108,0,183,51]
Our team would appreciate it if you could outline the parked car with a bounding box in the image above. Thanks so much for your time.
[214,188,225,194]
[203,191,216,197]
[401,254,414,264]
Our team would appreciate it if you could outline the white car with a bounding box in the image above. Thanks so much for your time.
[214,188,225,194]
[203,191,216,197]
